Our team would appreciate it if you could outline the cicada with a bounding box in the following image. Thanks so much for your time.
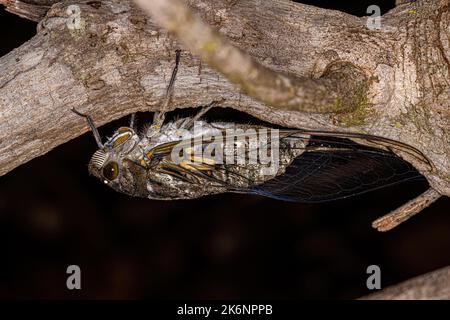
[73,51,428,204]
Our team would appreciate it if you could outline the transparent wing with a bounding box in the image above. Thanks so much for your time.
[248,136,424,203]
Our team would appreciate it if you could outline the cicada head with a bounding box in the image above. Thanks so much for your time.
[88,127,147,196]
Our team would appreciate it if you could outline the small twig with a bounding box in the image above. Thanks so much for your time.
[372,188,442,232]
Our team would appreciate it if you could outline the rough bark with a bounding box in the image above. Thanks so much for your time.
[361,265,450,300]
[0,0,55,21]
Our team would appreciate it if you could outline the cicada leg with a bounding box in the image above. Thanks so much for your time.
[151,49,182,131]
[129,113,136,130]
[183,99,225,129]
[71,108,104,148]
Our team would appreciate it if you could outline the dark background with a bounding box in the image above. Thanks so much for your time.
[1,0,449,299]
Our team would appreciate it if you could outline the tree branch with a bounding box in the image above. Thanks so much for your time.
[361,265,450,300]
[0,0,55,21]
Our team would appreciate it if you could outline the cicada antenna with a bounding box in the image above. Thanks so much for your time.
[71,108,104,149]
[152,49,181,128]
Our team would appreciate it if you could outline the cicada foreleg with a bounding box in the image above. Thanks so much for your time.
[151,49,182,132]
[183,99,225,129]
[71,108,104,149]
[129,113,136,130]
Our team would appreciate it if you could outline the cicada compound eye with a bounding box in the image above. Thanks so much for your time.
[103,161,119,181]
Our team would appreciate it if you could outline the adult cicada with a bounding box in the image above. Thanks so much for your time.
[73,51,430,225]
